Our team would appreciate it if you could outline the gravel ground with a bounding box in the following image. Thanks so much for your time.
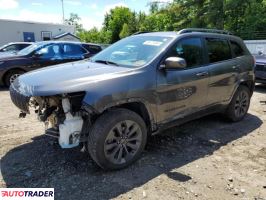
[0,85,265,200]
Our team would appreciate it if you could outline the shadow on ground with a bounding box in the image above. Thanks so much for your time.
[1,113,263,200]
[0,86,8,92]
[255,83,266,94]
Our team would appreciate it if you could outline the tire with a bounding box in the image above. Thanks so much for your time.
[225,85,251,122]
[4,69,25,87]
[87,108,147,170]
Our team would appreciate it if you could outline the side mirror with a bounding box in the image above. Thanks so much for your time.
[162,57,187,69]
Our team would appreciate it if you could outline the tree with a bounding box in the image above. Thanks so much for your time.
[103,7,134,43]
[119,23,130,38]
[64,13,83,32]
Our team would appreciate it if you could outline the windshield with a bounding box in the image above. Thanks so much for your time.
[17,43,44,56]
[91,35,173,67]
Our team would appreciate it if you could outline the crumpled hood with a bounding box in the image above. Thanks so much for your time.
[14,60,136,96]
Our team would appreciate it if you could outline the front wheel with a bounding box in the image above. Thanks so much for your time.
[87,108,147,170]
[225,85,251,122]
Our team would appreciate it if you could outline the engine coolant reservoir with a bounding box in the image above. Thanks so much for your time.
[59,98,83,148]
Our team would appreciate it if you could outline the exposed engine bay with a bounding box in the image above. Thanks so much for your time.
[25,92,87,149]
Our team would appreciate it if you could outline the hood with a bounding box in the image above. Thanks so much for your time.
[14,60,137,96]
[0,53,25,61]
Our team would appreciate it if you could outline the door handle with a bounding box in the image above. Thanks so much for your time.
[196,71,209,77]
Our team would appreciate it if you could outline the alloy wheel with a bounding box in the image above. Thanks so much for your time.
[9,74,21,84]
[104,120,142,164]
[234,90,249,118]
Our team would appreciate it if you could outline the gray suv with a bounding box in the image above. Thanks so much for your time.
[10,29,255,170]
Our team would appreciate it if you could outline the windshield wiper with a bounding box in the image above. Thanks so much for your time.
[94,59,120,66]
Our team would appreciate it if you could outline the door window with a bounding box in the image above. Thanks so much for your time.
[62,44,86,59]
[230,41,245,57]
[166,37,204,68]
[206,38,232,63]
[36,44,62,59]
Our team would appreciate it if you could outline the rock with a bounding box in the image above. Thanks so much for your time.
[128,194,132,199]
[228,177,233,182]
[186,191,189,194]
[240,188,245,193]
[142,191,147,198]
[194,193,198,197]
[233,188,239,195]
[227,183,234,190]
[207,185,212,189]
[263,185,266,189]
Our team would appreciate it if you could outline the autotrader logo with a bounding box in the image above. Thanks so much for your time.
[0,188,54,200]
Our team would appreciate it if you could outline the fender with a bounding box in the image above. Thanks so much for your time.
[82,97,157,131]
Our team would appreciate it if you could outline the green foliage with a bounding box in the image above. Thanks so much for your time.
[77,0,266,44]
[64,13,83,32]
[119,23,130,39]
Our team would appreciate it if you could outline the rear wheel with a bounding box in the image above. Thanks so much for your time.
[87,109,147,170]
[225,85,251,122]
[4,69,25,87]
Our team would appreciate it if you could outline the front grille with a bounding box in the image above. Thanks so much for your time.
[255,64,266,71]
[9,84,30,113]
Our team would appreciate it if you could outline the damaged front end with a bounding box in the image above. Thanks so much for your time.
[10,84,90,149]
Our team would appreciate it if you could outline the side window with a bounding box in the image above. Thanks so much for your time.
[18,44,31,50]
[206,38,232,63]
[2,44,17,52]
[62,44,86,58]
[37,44,62,59]
[83,44,101,54]
[166,37,204,68]
[230,41,245,57]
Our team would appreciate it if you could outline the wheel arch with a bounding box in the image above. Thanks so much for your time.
[84,99,157,132]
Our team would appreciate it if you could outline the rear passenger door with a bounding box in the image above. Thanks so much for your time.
[205,37,238,105]
[156,37,210,124]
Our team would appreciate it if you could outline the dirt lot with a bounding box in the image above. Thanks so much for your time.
[0,85,265,200]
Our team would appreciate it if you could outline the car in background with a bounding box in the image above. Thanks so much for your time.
[255,54,266,84]
[0,41,102,86]
[0,42,33,54]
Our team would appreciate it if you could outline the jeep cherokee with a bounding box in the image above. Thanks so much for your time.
[9,29,255,170]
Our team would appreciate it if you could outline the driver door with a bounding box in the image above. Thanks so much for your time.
[31,44,63,70]
[156,37,210,124]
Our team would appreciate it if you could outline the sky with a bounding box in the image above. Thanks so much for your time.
[0,0,171,30]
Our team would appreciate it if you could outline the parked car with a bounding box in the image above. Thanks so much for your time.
[0,42,32,54]
[10,29,255,170]
[0,41,102,86]
[254,54,266,84]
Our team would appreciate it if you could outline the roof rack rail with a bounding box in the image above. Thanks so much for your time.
[132,31,150,35]
[178,28,233,35]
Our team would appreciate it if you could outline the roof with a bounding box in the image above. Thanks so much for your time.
[53,32,80,40]
[33,40,102,47]
[134,29,241,40]
[0,18,74,27]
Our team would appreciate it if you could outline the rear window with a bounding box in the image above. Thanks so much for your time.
[206,38,232,63]
[230,41,245,57]
[82,44,102,54]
